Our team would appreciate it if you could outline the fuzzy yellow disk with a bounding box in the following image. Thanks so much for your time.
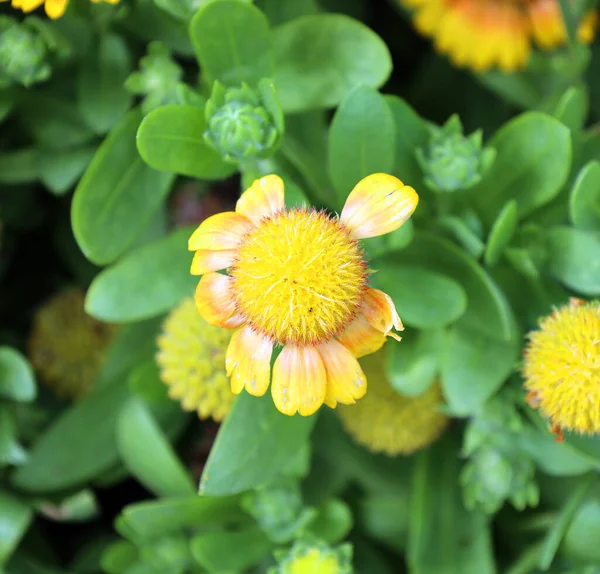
[230,208,367,345]
[287,549,340,574]
[338,351,449,455]
[156,298,234,422]
[28,288,115,400]
[524,300,600,436]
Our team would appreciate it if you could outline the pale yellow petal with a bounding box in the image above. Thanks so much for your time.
[194,273,244,329]
[236,175,284,225]
[190,249,236,275]
[188,212,253,252]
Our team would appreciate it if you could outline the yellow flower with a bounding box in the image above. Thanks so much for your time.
[274,541,352,574]
[6,0,118,19]
[189,174,419,417]
[338,350,449,455]
[156,298,234,422]
[28,288,115,400]
[523,298,600,439]
[400,0,597,72]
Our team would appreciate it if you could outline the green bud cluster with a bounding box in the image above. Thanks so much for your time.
[460,393,539,514]
[0,16,51,88]
[204,79,284,164]
[417,115,496,193]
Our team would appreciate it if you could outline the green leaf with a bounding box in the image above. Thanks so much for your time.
[436,216,485,260]
[484,200,518,267]
[0,492,32,564]
[375,264,467,329]
[72,109,174,265]
[384,95,429,189]
[0,347,36,402]
[0,89,14,124]
[441,326,519,416]
[37,490,99,523]
[101,541,138,574]
[553,86,588,133]
[117,496,245,541]
[471,112,571,225]
[117,397,195,498]
[328,85,395,208]
[86,227,196,323]
[547,226,600,295]
[304,499,353,543]
[38,147,96,196]
[0,149,39,184]
[77,34,133,135]
[274,14,391,113]
[190,0,273,86]
[136,105,235,180]
[0,407,27,467]
[537,473,596,570]
[190,527,273,571]
[201,392,317,496]
[569,160,600,231]
[407,434,495,574]
[11,379,130,492]
[562,498,600,563]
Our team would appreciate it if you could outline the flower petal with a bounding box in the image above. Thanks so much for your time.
[44,0,68,17]
[190,249,237,275]
[362,288,404,340]
[340,173,419,239]
[336,315,387,359]
[188,212,253,252]
[236,175,285,225]
[272,345,326,416]
[319,339,367,408]
[195,273,244,329]
[225,326,273,396]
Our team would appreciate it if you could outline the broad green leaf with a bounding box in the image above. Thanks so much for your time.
[77,34,133,135]
[375,264,467,329]
[190,528,273,571]
[72,109,174,265]
[304,499,353,543]
[569,161,600,231]
[384,95,429,189]
[101,541,138,574]
[274,14,391,113]
[0,149,38,184]
[117,398,195,498]
[471,112,571,225]
[201,392,317,496]
[328,85,395,208]
[484,200,518,267]
[0,407,27,467]
[358,492,409,552]
[136,105,235,180]
[553,86,588,133]
[11,379,130,492]
[86,226,196,323]
[0,492,32,564]
[38,147,96,196]
[477,70,541,110]
[562,498,600,563]
[547,226,600,295]
[408,435,495,574]
[0,347,36,402]
[441,326,519,415]
[190,0,273,86]
[117,496,245,541]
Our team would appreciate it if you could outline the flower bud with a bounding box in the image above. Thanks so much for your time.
[270,539,353,574]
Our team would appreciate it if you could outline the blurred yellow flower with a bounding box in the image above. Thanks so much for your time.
[189,174,419,417]
[274,540,352,574]
[28,288,114,400]
[400,0,597,72]
[524,298,600,440]
[338,350,449,455]
[156,298,234,422]
[6,0,118,19]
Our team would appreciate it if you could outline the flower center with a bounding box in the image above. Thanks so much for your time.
[230,208,367,345]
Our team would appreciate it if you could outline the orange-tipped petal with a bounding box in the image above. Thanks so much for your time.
[236,175,285,225]
[194,273,244,329]
[319,339,367,408]
[272,345,326,416]
[225,326,273,396]
[44,0,67,17]
[362,288,404,340]
[188,212,253,252]
[190,249,237,275]
[340,173,419,239]
[337,315,387,359]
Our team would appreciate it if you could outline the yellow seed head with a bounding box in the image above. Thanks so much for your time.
[288,549,341,574]
[156,298,234,422]
[523,299,600,436]
[230,208,367,345]
[275,541,352,574]
[338,350,449,455]
[28,288,115,400]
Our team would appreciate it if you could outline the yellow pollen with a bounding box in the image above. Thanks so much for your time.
[523,300,600,436]
[230,208,367,345]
